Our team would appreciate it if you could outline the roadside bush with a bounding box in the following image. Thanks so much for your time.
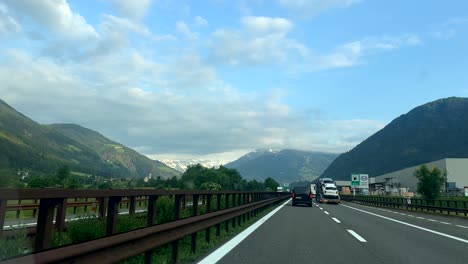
[66,216,105,243]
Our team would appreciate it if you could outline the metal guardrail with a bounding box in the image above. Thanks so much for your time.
[0,188,289,263]
[341,195,468,216]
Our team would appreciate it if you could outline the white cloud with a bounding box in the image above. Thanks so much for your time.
[429,17,468,40]
[313,34,422,70]
[241,16,293,34]
[194,16,208,27]
[176,21,198,40]
[277,0,362,18]
[210,16,308,66]
[107,0,153,21]
[3,0,98,40]
[0,3,21,35]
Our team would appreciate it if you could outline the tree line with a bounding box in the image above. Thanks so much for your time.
[0,164,281,191]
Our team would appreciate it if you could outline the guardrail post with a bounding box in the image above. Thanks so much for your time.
[191,194,200,253]
[237,193,242,226]
[98,197,107,220]
[129,196,136,215]
[144,195,159,264]
[73,198,78,214]
[171,194,183,264]
[84,198,89,213]
[232,194,236,228]
[32,199,38,218]
[35,198,61,251]
[242,193,248,223]
[447,201,450,215]
[55,198,67,232]
[106,196,122,235]
[464,201,467,217]
[0,199,6,238]
[16,200,21,219]
[205,194,212,243]
[225,194,230,232]
[216,194,221,236]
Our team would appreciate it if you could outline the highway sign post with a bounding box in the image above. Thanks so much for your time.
[359,174,369,189]
[351,173,360,186]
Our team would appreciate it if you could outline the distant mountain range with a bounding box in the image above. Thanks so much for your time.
[0,99,181,179]
[160,159,225,172]
[321,97,468,180]
[226,149,339,183]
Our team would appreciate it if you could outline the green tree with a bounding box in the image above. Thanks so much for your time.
[414,165,447,200]
[56,165,71,184]
[264,177,280,191]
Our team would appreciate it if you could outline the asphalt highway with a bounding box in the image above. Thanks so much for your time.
[213,200,468,264]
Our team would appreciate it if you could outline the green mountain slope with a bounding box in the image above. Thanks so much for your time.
[49,124,180,179]
[0,99,180,178]
[226,149,338,183]
[321,97,468,180]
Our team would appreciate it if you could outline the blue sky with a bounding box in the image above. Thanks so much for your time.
[1,0,468,162]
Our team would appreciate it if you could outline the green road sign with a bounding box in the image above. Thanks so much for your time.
[351,173,360,186]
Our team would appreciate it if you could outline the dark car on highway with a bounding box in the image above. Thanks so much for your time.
[291,186,313,207]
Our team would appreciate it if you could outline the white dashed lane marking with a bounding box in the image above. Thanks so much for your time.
[324,211,329,215]
[332,217,341,223]
[347,230,367,242]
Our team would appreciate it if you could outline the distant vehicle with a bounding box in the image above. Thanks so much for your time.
[291,186,313,207]
[277,186,284,192]
[316,179,340,204]
[310,184,316,199]
[323,183,339,197]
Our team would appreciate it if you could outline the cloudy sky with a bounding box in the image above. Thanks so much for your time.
[1,0,468,162]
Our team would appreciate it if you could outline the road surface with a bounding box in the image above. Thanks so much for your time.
[212,200,468,264]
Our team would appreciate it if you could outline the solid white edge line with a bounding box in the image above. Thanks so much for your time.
[341,204,468,244]
[332,217,341,223]
[324,211,330,215]
[197,198,291,264]
[347,230,367,242]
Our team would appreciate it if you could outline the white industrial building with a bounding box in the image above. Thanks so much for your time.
[371,158,468,195]
[333,158,468,196]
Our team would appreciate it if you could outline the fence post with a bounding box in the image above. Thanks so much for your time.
[73,198,78,214]
[55,198,67,232]
[243,193,247,223]
[144,195,158,264]
[225,194,230,233]
[98,197,107,220]
[447,201,450,215]
[32,199,38,218]
[191,194,199,254]
[464,201,467,217]
[35,198,61,251]
[84,198,88,213]
[16,200,21,219]
[232,194,237,228]
[129,196,136,215]
[216,194,221,236]
[0,199,6,238]
[237,193,242,226]
[205,194,212,243]
[106,196,122,235]
[171,194,183,264]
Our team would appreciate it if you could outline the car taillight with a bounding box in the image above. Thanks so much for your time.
[309,193,313,199]
[292,192,295,198]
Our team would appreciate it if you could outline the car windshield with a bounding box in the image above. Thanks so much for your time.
[1,1,467,263]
